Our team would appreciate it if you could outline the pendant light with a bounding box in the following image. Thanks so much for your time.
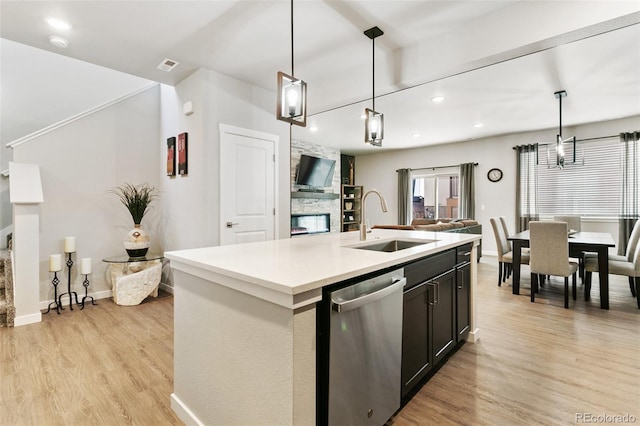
[548,90,578,169]
[277,0,307,127]
[364,26,384,147]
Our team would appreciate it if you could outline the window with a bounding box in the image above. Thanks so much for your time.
[412,168,460,219]
[533,137,623,217]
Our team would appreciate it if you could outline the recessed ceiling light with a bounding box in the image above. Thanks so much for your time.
[309,126,318,132]
[431,96,445,103]
[49,35,69,48]
[412,133,421,138]
[157,58,180,72]
[46,17,72,30]
[473,122,484,128]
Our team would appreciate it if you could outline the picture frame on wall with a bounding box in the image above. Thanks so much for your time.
[167,136,176,176]
[178,132,188,175]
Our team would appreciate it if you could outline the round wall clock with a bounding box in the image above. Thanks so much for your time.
[487,168,503,182]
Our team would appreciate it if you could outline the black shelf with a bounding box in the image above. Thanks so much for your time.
[291,191,339,200]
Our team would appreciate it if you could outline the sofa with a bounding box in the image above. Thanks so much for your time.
[372,218,482,258]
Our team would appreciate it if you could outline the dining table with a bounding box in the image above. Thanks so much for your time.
[507,230,616,309]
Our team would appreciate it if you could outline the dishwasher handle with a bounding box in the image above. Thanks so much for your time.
[332,277,406,313]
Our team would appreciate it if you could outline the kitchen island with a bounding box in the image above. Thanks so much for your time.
[165,228,481,426]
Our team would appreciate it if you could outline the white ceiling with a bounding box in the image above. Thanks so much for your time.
[1,1,639,155]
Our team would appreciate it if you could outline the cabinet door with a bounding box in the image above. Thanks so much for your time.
[430,269,456,366]
[456,263,471,340]
[401,282,431,398]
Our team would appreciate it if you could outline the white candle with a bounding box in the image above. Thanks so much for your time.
[80,258,92,275]
[64,236,76,253]
[49,254,62,272]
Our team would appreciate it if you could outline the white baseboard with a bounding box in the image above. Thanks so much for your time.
[171,393,205,426]
[467,328,480,343]
[159,282,173,294]
[14,311,42,327]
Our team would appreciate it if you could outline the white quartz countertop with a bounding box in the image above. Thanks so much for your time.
[166,229,480,309]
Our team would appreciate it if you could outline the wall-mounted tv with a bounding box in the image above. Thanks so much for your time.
[295,154,336,189]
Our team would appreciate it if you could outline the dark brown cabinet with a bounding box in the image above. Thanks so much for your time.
[401,282,431,396]
[455,243,472,341]
[431,269,456,365]
[401,250,457,398]
[456,263,471,340]
[401,243,474,399]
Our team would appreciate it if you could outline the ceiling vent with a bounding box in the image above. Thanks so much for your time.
[157,58,179,72]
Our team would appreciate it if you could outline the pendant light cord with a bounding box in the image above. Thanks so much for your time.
[372,35,375,111]
[290,0,294,76]
[558,93,562,139]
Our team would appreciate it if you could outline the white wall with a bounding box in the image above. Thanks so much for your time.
[159,68,291,253]
[356,115,640,255]
[11,85,161,301]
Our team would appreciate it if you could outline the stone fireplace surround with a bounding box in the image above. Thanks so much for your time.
[290,140,340,233]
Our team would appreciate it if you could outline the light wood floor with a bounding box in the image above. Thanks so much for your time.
[0,258,638,425]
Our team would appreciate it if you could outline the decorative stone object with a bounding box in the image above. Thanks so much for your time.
[109,260,161,306]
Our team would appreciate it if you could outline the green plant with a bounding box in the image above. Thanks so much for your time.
[110,183,158,225]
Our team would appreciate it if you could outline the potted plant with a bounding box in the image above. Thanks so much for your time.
[111,183,158,257]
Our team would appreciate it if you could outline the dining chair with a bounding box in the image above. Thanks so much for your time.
[553,215,581,232]
[554,215,585,278]
[499,216,513,252]
[490,217,529,286]
[529,221,578,308]
[499,216,530,255]
[584,219,640,297]
[584,221,640,308]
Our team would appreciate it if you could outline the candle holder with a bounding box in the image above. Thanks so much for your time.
[80,274,97,310]
[44,271,64,315]
[58,252,81,310]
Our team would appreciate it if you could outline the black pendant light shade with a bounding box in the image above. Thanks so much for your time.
[364,26,384,146]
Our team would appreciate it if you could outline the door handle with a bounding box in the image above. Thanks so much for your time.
[331,277,406,313]
[427,282,436,306]
[226,222,239,228]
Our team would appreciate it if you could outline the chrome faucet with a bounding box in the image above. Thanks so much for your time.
[360,189,388,240]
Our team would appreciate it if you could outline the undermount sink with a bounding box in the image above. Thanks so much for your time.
[350,239,438,253]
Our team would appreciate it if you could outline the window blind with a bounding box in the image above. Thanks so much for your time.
[536,138,621,217]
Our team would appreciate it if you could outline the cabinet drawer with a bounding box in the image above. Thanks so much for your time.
[405,249,456,289]
[456,243,473,265]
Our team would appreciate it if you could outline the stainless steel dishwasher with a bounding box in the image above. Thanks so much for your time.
[328,268,405,425]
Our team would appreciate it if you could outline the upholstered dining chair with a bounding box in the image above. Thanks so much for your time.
[529,221,578,308]
[553,215,582,232]
[490,217,529,286]
[499,216,530,255]
[554,215,585,278]
[499,216,512,251]
[584,221,640,308]
[584,219,640,297]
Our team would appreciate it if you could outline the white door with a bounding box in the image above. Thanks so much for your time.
[219,124,278,246]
